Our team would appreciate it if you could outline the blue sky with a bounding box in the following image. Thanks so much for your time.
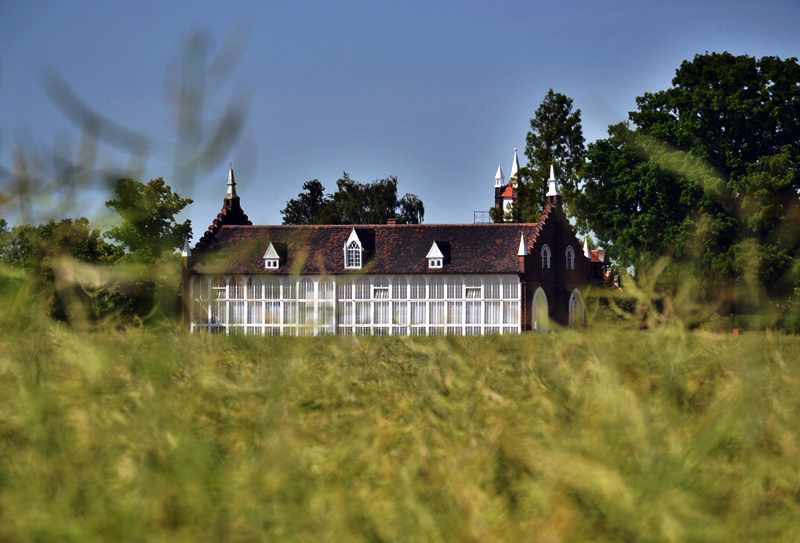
[1,0,798,238]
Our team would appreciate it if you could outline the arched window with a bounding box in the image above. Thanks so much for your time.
[568,288,586,328]
[565,246,575,270]
[532,287,549,333]
[541,245,551,269]
[346,240,361,268]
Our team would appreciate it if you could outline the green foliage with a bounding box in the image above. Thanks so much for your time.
[281,173,425,225]
[0,217,123,320]
[105,177,193,263]
[103,177,193,322]
[577,53,800,309]
[504,89,585,223]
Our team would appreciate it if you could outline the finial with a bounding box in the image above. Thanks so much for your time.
[182,237,192,257]
[226,164,237,199]
[510,148,520,187]
[546,163,560,197]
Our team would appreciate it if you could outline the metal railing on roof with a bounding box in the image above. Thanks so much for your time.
[473,211,491,224]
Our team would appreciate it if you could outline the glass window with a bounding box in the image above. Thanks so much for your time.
[566,246,575,270]
[373,276,389,299]
[392,277,407,299]
[409,277,426,299]
[346,240,361,268]
[354,277,370,300]
[299,278,315,300]
[447,277,462,299]
[429,277,444,299]
[541,245,551,269]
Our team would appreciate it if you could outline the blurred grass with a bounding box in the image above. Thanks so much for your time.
[2,290,800,543]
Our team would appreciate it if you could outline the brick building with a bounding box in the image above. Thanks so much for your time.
[183,162,602,335]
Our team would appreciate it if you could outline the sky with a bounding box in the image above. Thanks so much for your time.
[1,0,799,240]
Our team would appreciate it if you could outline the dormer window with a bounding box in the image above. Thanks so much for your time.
[426,241,446,269]
[541,244,551,269]
[344,229,363,269]
[263,242,281,270]
[565,246,575,270]
[346,240,361,268]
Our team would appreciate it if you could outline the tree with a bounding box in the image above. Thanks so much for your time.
[105,177,193,262]
[0,217,123,320]
[281,173,425,225]
[279,180,334,225]
[576,53,800,309]
[496,90,585,223]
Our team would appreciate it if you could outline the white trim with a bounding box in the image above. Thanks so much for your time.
[263,242,280,269]
[344,229,362,269]
[190,274,522,336]
[565,246,575,270]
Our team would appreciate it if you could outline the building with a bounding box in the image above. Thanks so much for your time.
[183,161,602,335]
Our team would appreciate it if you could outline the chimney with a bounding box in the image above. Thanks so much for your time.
[386,217,398,225]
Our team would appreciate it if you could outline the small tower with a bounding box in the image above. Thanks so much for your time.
[195,164,252,251]
[509,148,520,187]
[224,163,240,210]
[494,150,520,219]
[545,164,562,212]
[494,164,505,188]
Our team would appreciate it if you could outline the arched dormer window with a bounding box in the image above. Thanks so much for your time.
[565,246,575,270]
[346,240,361,268]
[344,229,363,269]
[541,244,551,269]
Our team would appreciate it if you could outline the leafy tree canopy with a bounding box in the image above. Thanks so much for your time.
[0,217,121,279]
[576,52,800,304]
[281,173,424,225]
[105,177,193,262]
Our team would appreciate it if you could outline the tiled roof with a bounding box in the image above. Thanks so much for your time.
[499,184,514,198]
[190,222,545,276]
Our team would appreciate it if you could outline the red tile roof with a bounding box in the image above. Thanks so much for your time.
[190,222,545,276]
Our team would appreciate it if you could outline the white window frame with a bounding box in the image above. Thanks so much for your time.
[565,246,575,270]
[263,242,281,270]
[190,274,522,336]
[344,229,363,269]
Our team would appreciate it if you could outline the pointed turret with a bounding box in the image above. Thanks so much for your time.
[495,164,505,187]
[546,164,560,196]
[583,236,590,258]
[195,164,252,251]
[226,163,237,199]
[510,148,520,187]
[546,163,563,211]
[182,237,192,258]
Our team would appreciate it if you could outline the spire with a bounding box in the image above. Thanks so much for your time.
[510,148,520,187]
[495,164,505,187]
[546,164,560,197]
[583,236,590,258]
[226,163,237,199]
[182,237,192,257]
[518,233,527,256]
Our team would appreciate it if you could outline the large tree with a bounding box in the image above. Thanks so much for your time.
[105,177,193,262]
[281,173,424,225]
[493,90,585,223]
[577,53,800,307]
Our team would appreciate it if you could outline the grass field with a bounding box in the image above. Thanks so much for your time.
[1,282,800,541]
